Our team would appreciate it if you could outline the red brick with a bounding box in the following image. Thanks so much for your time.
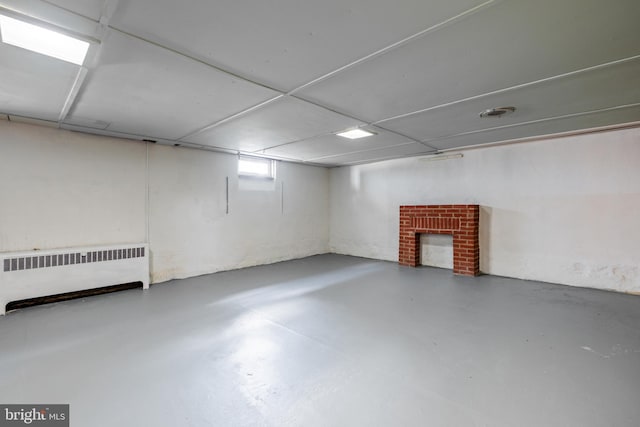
[398,204,479,276]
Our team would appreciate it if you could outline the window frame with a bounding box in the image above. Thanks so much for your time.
[238,155,276,180]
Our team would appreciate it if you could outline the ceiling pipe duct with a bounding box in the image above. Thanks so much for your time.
[420,153,464,162]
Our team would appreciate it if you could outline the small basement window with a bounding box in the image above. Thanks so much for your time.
[238,156,275,179]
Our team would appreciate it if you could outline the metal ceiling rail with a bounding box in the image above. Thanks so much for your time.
[11,0,498,153]
[101,3,500,147]
[418,103,640,145]
[374,54,640,125]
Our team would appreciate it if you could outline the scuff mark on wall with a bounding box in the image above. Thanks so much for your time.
[572,263,639,293]
[581,345,640,359]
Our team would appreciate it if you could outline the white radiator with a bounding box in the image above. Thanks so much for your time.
[0,243,149,315]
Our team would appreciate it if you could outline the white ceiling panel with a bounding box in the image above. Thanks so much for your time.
[0,43,79,121]
[66,30,278,139]
[41,0,105,20]
[184,97,363,152]
[109,0,487,90]
[312,142,434,166]
[262,128,419,161]
[297,0,640,122]
[0,0,101,37]
[1,0,638,166]
[430,105,640,151]
[381,58,640,142]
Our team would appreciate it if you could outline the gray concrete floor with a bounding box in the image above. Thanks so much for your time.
[1,254,639,426]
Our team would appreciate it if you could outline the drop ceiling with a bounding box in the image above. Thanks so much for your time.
[0,0,638,166]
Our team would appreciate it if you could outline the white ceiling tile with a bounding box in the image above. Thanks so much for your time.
[39,0,105,20]
[66,30,278,139]
[0,43,79,121]
[312,143,434,166]
[109,0,487,90]
[0,0,101,37]
[430,105,640,150]
[381,58,640,141]
[184,97,363,152]
[2,0,639,166]
[297,0,640,122]
[263,128,417,161]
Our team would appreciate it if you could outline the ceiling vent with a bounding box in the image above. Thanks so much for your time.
[479,106,516,118]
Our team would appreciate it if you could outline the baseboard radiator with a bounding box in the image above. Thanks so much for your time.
[0,243,149,315]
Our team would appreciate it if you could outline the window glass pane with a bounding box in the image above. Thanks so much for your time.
[238,156,274,178]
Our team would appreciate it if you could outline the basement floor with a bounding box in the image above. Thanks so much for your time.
[0,254,639,426]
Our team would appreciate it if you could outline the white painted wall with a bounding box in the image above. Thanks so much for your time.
[330,127,640,294]
[3,119,637,293]
[0,120,330,285]
[420,234,453,269]
[148,144,329,283]
[0,120,146,252]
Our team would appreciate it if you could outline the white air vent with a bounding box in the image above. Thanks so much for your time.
[3,247,145,272]
[479,106,516,118]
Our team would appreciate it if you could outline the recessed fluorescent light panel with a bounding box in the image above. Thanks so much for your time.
[0,15,89,65]
[336,129,376,139]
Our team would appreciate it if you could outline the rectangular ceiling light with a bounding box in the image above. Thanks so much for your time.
[0,15,89,65]
[336,128,376,139]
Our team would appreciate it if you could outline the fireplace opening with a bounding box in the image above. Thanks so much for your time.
[420,234,453,269]
[399,205,479,276]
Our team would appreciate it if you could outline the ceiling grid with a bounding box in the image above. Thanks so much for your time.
[0,0,638,165]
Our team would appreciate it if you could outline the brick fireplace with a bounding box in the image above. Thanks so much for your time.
[399,205,480,276]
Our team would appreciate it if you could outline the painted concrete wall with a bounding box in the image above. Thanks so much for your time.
[0,120,330,284]
[148,144,329,283]
[420,234,453,269]
[3,119,637,293]
[0,120,147,252]
[329,127,640,293]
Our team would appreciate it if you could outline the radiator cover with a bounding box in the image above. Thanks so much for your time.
[0,243,149,315]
